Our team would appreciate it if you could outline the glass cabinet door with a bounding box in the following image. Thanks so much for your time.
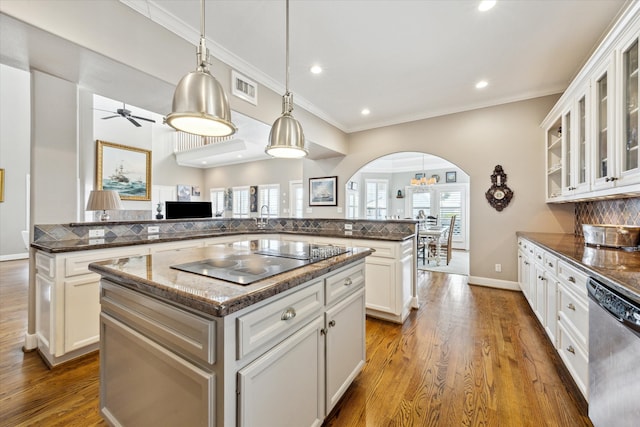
[622,38,639,174]
[595,72,609,180]
[563,111,572,190]
[577,95,587,187]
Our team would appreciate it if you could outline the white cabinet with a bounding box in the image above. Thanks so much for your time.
[238,317,325,427]
[542,4,640,201]
[517,238,588,399]
[325,288,366,414]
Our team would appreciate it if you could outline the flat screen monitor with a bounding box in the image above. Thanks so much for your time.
[165,201,213,219]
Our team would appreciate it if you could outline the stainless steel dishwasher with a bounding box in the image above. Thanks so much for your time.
[588,277,640,427]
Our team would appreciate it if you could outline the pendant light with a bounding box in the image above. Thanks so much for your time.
[266,0,308,158]
[410,154,436,190]
[165,0,237,137]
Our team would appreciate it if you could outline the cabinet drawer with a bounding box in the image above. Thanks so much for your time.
[325,263,365,306]
[558,283,588,350]
[149,240,203,253]
[557,322,589,398]
[351,239,397,259]
[533,246,545,265]
[557,260,588,297]
[100,280,215,366]
[65,247,148,277]
[35,251,55,278]
[237,281,323,360]
[543,252,558,276]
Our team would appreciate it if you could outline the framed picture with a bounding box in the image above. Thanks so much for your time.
[192,186,201,197]
[348,181,358,191]
[414,173,425,180]
[446,171,457,183]
[0,168,4,202]
[249,185,258,212]
[177,185,191,201]
[96,140,151,201]
[309,176,337,206]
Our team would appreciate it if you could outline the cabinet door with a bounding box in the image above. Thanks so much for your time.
[562,110,573,193]
[325,289,366,415]
[64,275,100,352]
[618,35,640,186]
[364,256,396,314]
[546,117,563,199]
[545,276,558,347]
[534,265,547,325]
[592,58,616,191]
[517,249,531,302]
[574,93,590,193]
[238,317,325,427]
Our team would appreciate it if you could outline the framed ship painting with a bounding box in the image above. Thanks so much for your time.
[96,140,151,201]
[309,176,337,206]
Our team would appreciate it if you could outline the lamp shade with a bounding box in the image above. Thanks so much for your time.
[266,112,307,159]
[86,190,122,221]
[165,70,237,137]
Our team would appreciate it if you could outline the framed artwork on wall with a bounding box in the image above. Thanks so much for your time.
[177,185,191,201]
[446,171,457,183]
[309,176,337,206]
[96,140,151,201]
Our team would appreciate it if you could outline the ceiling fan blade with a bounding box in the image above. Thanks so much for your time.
[127,117,142,127]
[131,115,156,123]
[95,108,116,113]
[102,115,119,120]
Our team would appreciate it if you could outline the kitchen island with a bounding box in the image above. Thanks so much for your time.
[89,239,373,427]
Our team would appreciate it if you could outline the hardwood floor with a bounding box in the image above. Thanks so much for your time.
[0,260,590,426]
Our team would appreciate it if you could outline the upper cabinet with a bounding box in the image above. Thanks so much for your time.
[542,3,640,202]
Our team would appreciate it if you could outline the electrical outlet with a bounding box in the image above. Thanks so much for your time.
[89,229,104,238]
[344,223,353,230]
[495,263,502,272]
[148,226,160,234]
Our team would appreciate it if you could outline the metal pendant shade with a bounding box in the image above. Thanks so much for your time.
[266,0,308,158]
[166,0,237,137]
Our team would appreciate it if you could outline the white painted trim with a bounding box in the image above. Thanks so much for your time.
[468,276,521,291]
[0,252,29,261]
[23,333,38,351]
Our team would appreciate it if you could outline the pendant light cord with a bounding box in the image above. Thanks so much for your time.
[197,0,209,71]
[285,0,290,94]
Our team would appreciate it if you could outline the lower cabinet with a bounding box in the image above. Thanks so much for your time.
[99,260,367,427]
[517,237,589,400]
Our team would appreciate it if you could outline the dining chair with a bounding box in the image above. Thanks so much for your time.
[429,215,456,265]
[426,215,438,226]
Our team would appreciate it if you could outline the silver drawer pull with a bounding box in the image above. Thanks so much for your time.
[567,303,576,311]
[567,276,576,283]
[537,255,542,260]
[344,277,353,286]
[281,308,297,321]
[328,320,336,328]
[566,345,575,355]
[548,262,553,268]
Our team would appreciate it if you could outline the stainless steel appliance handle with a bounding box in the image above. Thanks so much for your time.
[588,278,640,335]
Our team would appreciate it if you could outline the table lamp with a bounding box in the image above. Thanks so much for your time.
[86,190,122,221]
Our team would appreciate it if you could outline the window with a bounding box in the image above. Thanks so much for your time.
[365,179,388,219]
[346,189,359,219]
[290,181,303,218]
[232,187,250,218]
[209,188,225,215]
[410,190,431,219]
[438,190,462,239]
[258,184,279,217]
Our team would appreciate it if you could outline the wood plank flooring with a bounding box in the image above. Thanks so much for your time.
[0,260,590,426]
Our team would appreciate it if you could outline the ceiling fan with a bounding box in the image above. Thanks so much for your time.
[100,103,156,127]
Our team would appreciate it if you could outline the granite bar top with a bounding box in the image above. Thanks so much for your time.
[517,232,640,305]
[33,229,414,253]
[88,241,374,317]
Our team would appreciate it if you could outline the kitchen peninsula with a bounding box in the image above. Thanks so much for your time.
[29,217,417,367]
[89,238,373,426]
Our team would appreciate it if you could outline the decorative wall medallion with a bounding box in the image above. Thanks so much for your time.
[485,165,513,211]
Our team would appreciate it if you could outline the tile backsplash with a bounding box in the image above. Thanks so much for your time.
[575,197,640,235]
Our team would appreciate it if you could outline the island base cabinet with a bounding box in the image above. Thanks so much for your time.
[100,313,215,427]
[237,317,325,427]
[325,288,366,414]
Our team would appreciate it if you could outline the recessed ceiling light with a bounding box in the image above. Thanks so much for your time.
[476,80,489,89]
[237,154,243,158]
[478,1,496,12]
[201,160,207,164]
[361,108,370,116]
[310,65,323,74]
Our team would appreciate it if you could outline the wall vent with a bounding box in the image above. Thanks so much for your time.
[231,70,258,105]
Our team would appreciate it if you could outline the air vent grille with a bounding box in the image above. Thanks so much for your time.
[231,70,258,105]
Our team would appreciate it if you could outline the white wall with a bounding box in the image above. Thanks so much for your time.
[0,64,30,259]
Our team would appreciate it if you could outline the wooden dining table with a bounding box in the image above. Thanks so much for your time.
[418,226,449,266]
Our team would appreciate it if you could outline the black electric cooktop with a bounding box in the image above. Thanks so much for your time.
[170,240,348,285]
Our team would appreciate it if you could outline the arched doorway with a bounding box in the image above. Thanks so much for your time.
[344,151,470,275]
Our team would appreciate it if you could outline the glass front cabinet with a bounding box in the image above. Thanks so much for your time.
[542,5,640,202]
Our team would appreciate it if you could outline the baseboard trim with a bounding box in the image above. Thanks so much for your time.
[468,276,521,291]
[1,252,29,261]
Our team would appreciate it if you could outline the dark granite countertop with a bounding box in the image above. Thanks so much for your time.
[517,232,640,305]
[33,229,414,253]
[88,242,374,317]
